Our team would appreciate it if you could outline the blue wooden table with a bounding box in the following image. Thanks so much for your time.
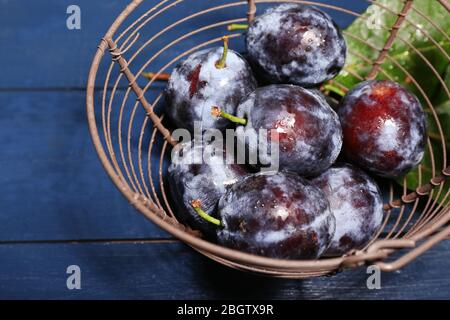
[1,0,449,299]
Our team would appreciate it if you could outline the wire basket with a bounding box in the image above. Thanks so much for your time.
[87,0,450,278]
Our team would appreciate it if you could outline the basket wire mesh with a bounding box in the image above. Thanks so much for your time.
[87,0,450,278]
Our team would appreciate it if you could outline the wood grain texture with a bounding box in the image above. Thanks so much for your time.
[0,241,449,299]
[0,91,169,240]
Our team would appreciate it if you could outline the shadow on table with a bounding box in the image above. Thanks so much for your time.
[191,251,372,300]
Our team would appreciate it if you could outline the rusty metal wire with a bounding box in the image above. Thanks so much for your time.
[87,0,450,277]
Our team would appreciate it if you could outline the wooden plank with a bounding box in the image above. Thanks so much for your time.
[0,0,368,88]
[0,90,170,240]
[0,240,449,299]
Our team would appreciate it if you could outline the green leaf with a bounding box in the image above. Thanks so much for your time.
[334,0,450,98]
[429,100,450,149]
[331,0,450,205]
[433,64,450,105]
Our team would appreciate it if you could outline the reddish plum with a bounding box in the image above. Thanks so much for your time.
[338,80,427,178]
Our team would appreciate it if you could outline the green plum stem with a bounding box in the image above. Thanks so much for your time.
[215,36,229,69]
[322,84,346,97]
[191,200,222,226]
[211,106,247,126]
[227,23,249,31]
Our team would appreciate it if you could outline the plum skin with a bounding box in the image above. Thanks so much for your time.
[311,163,384,255]
[168,141,248,236]
[338,80,427,178]
[246,3,346,87]
[217,171,336,259]
[165,47,257,134]
[236,84,342,176]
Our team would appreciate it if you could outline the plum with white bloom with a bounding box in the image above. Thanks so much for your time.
[165,37,257,134]
[215,171,336,259]
[338,80,427,178]
[312,163,384,255]
[213,84,342,176]
[246,3,346,87]
[168,141,249,236]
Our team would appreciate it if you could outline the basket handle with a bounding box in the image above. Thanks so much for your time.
[366,225,450,272]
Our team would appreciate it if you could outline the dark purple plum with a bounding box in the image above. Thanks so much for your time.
[338,80,427,178]
[165,37,257,134]
[246,3,346,87]
[219,84,342,176]
[168,141,248,236]
[216,171,335,259]
[311,163,384,255]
